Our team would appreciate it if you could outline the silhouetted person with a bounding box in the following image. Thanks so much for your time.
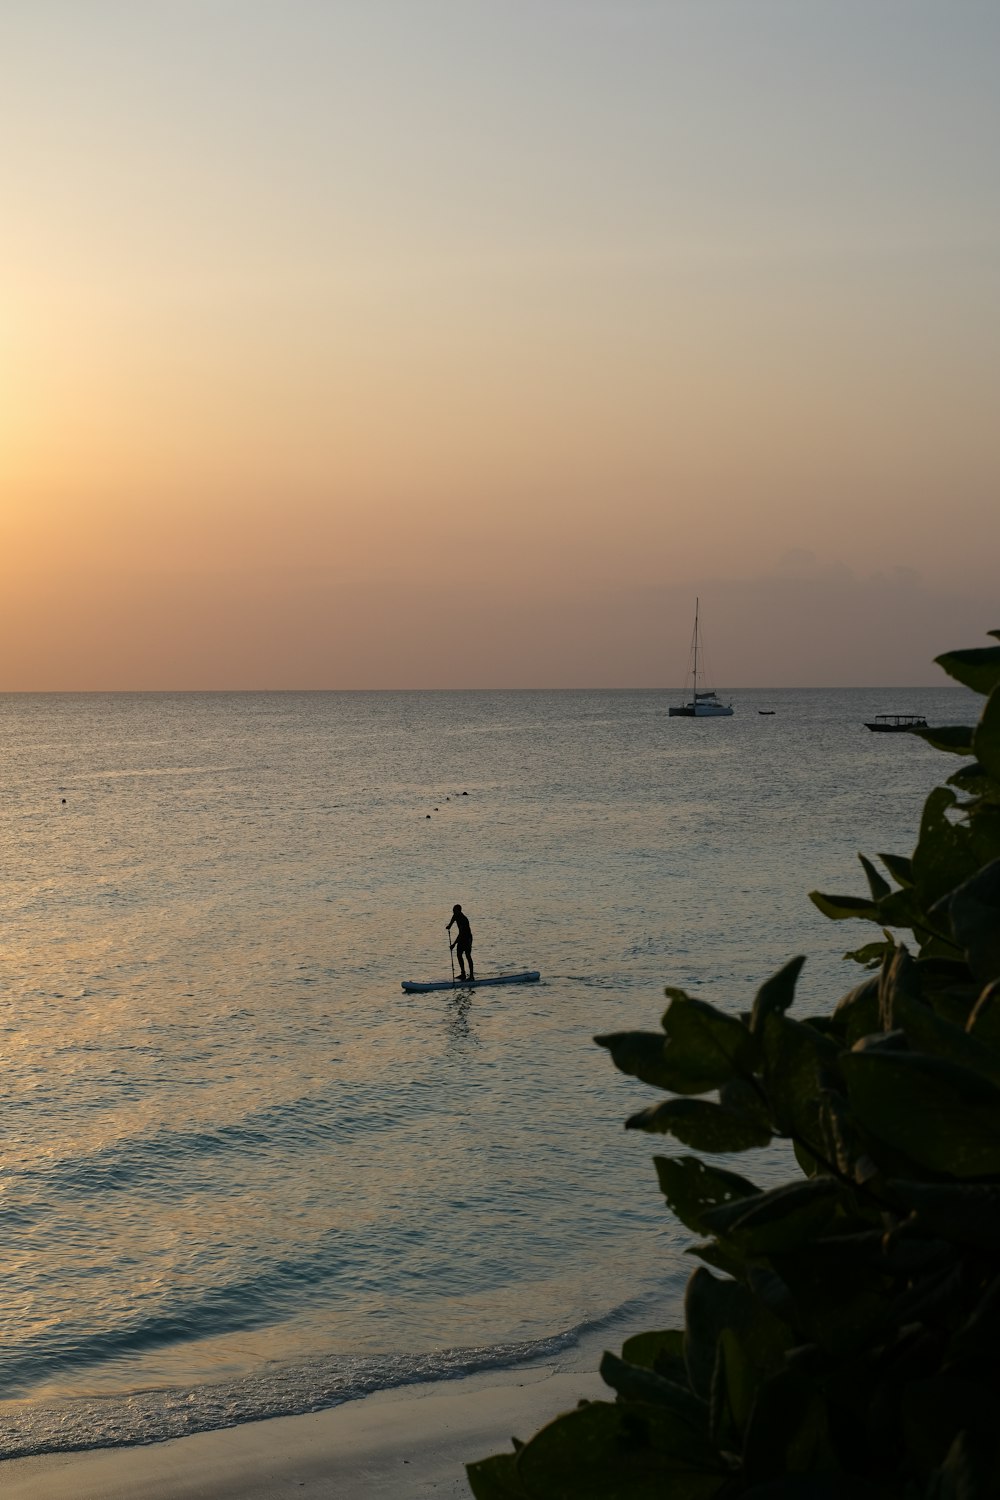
[447,904,474,981]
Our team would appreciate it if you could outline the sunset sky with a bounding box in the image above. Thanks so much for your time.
[3,1,997,688]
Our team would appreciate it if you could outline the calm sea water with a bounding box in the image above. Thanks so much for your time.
[0,685,976,1456]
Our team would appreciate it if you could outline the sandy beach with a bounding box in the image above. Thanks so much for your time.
[0,1361,607,1499]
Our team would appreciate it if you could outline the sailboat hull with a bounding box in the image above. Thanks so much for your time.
[669,701,734,717]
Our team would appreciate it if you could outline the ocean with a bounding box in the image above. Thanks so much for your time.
[0,684,976,1456]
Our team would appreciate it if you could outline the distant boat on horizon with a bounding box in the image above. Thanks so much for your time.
[864,713,928,733]
[668,599,734,717]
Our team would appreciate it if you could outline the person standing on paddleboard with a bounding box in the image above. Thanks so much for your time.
[447,904,475,982]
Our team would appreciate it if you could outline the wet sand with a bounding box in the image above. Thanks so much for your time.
[1,1361,607,1499]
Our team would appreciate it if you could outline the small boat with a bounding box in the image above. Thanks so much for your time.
[401,971,541,994]
[758,710,776,715]
[864,714,928,733]
[668,599,733,717]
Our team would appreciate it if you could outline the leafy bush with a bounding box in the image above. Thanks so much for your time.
[467,632,1000,1500]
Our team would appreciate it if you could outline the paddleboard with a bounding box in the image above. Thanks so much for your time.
[401,970,540,994]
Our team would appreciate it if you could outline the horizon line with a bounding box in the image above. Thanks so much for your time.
[0,682,960,695]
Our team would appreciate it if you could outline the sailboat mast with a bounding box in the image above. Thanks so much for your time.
[693,597,699,699]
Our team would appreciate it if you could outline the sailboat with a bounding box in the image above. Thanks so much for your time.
[668,599,734,717]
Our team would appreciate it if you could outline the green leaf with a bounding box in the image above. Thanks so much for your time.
[940,857,1000,986]
[851,1029,908,1054]
[946,763,1000,805]
[859,854,891,901]
[512,1401,726,1499]
[912,787,980,910]
[817,1090,860,1177]
[806,1091,856,1166]
[877,943,922,1031]
[915,724,976,756]
[466,1453,531,1500]
[599,1352,708,1429]
[879,852,914,886]
[843,940,892,968]
[971,690,1000,792]
[708,1331,741,1452]
[654,1155,761,1236]
[594,1031,675,1090]
[890,986,1000,1087]
[749,956,806,1034]
[684,1269,792,1407]
[760,1012,842,1146]
[967,980,1000,1049]
[915,957,980,1022]
[800,1015,840,1037]
[714,1326,757,1439]
[620,1329,687,1382]
[598,998,757,1097]
[626,1098,772,1151]
[808,890,878,922]
[876,884,942,939]
[700,1177,847,1256]
[685,1240,746,1278]
[935,644,1000,695]
[843,1050,1000,1176]
[684,1269,755,1402]
[832,974,881,1045]
[792,1139,823,1178]
[659,995,759,1087]
[718,1077,773,1130]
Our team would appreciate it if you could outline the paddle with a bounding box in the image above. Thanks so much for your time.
[448,929,456,986]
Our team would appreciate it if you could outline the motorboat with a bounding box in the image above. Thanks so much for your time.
[864,714,928,733]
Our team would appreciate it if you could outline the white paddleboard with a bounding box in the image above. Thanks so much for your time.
[400,971,540,994]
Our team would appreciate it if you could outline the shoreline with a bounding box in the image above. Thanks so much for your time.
[0,1359,608,1498]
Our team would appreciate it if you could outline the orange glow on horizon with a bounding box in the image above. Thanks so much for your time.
[3,4,998,688]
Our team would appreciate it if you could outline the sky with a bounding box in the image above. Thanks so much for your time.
[3,0,998,688]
